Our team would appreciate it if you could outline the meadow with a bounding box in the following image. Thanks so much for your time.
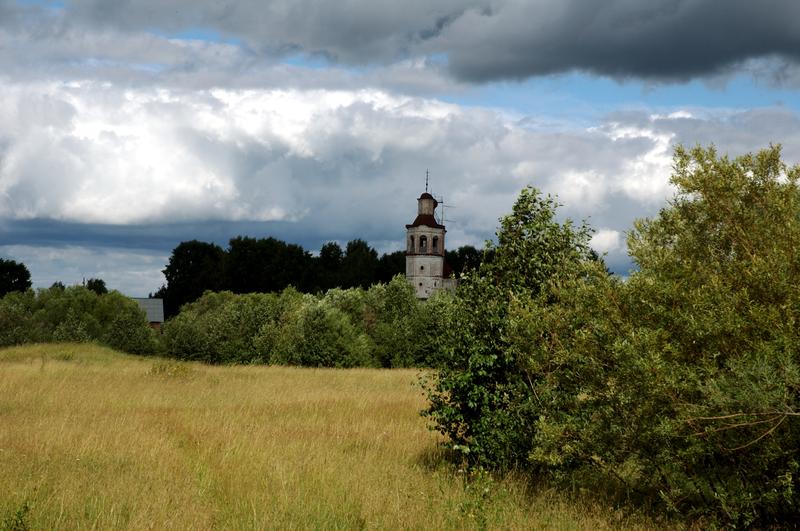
[0,343,657,530]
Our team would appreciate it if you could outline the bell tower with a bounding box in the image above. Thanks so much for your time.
[406,179,448,299]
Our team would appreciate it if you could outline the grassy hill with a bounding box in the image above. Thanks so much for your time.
[1,344,656,529]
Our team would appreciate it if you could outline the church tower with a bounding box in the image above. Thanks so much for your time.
[406,188,451,299]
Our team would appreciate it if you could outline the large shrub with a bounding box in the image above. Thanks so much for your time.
[163,290,289,363]
[361,275,423,367]
[270,298,375,367]
[522,145,800,525]
[0,290,39,345]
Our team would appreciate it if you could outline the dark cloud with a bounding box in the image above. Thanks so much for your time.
[64,0,476,64]
[440,0,800,82]
[3,0,799,86]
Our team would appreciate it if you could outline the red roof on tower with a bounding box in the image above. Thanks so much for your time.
[406,214,445,229]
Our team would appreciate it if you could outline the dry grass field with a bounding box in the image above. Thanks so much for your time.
[0,343,658,530]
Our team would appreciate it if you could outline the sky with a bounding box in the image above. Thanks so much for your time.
[2,0,800,295]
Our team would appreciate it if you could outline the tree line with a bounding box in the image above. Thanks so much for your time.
[153,237,483,317]
[162,276,452,368]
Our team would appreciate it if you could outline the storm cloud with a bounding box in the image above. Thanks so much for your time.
[3,0,799,85]
[1,0,799,86]
[439,0,800,82]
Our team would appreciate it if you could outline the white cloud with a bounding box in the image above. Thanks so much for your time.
[590,229,622,255]
[601,121,675,204]
[2,78,799,291]
[3,80,797,238]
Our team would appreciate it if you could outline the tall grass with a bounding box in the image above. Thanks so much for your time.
[1,344,656,529]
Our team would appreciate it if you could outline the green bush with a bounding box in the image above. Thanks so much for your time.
[163,289,277,363]
[52,308,94,343]
[104,309,158,355]
[410,289,456,368]
[566,145,800,525]
[362,275,422,367]
[270,298,375,367]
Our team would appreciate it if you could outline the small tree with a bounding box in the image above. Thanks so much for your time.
[85,278,108,295]
[271,298,374,368]
[0,258,32,297]
[423,187,593,468]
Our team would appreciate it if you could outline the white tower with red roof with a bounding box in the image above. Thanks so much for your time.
[405,187,451,299]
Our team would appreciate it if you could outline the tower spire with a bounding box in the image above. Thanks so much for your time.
[425,169,429,193]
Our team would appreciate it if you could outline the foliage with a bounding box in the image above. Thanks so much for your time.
[317,241,345,290]
[339,239,379,289]
[376,250,406,284]
[0,290,38,346]
[0,286,157,355]
[271,299,374,367]
[445,245,484,276]
[52,308,94,343]
[423,186,594,469]
[581,145,800,524]
[425,146,800,526]
[226,236,314,294]
[102,293,159,354]
[163,290,292,364]
[0,258,32,298]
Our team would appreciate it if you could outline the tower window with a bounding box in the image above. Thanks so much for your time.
[432,236,439,252]
[419,235,428,253]
[420,265,424,271]
[408,235,415,252]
